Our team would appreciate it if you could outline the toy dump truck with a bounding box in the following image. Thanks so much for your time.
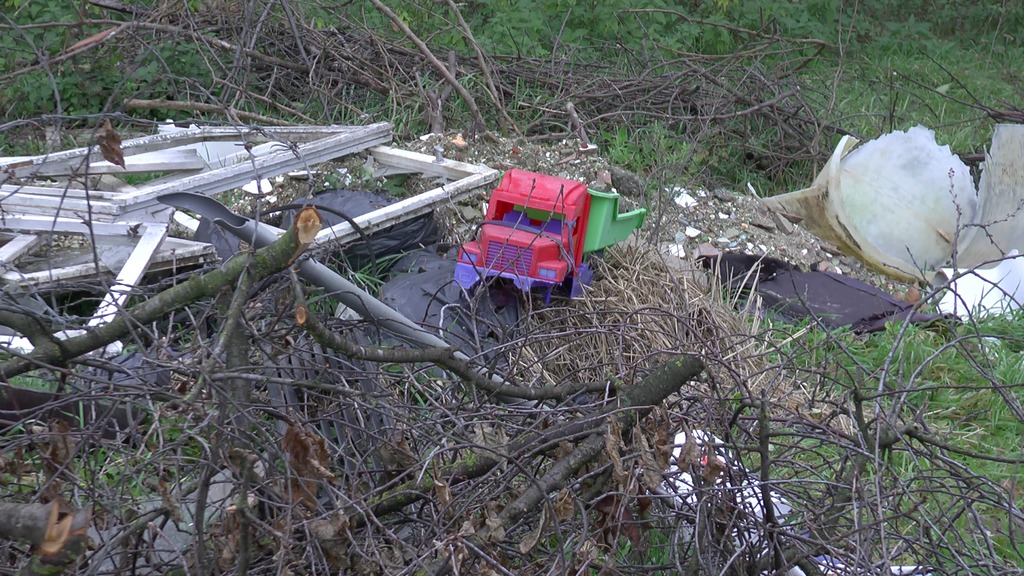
[455,168,646,298]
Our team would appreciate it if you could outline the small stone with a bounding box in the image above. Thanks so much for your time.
[609,166,645,197]
[751,215,776,231]
[819,241,842,255]
[695,243,720,259]
[721,227,741,239]
[674,232,687,243]
[713,189,736,202]
[772,212,795,234]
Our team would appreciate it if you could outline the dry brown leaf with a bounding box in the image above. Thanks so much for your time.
[903,285,922,305]
[43,420,75,475]
[309,510,351,571]
[375,428,418,474]
[66,27,117,53]
[603,415,626,482]
[593,494,642,549]
[96,119,125,168]
[484,508,505,543]
[676,426,700,468]
[553,489,575,521]
[701,452,727,483]
[471,422,509,456]
[433,476,452,510]
[282,422,336,509]
[158,478,182,523]
[518,505,548,554]
[636,432,664,492]
[458,518,477,536]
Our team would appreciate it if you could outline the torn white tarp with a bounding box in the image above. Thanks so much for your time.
[664,429,791,519]
[937,251,1024,318]
[662,429,932,576]
[766,126,977,281]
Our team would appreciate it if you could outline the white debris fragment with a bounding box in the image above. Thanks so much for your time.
[684,226,702,238]
[938,251,1024,318]
[661,244,688,258]
[664,429,792,519]
[675,192,698,209]
[242,178,273,195]
[662,429,932,576]
[718,212,730,219]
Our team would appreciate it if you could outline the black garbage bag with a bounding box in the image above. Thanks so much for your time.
[194,215,242,261]
[701,253,950,333]
[281,189,439,268]
[380,248,521,365]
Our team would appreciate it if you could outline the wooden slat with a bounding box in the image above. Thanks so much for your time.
[2,184,120,199]
[0,235,215,289]
[0,193,121,217]
[6,148,206,177]
[0,234,40,265]
[0,215,151,236]
[114,123,392,218]
[0,124,391,179]
[368,145,495,179]
[88,224,168,327]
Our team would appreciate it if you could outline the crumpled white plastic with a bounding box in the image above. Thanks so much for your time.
[661,429,932,576]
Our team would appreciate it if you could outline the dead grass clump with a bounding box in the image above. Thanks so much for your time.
[508,242,768,395]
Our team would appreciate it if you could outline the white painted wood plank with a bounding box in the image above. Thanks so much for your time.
[313,168,500,247]
[1,184,121,199]
[0,124,390,179]
[172,210,202,232]
[0,193,121,217]
[0,215,148,236]
[1,260,109,285]
[8,148,206,177]
[88,224,168,326]
[0,234,40,265]
[368,145,495,179]
[0,236,215,288]
[114,124,392,218]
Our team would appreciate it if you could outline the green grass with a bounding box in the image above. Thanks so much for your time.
[765,312,1024,568]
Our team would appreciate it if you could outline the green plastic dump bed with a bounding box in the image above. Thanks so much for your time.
[583,188,647,253]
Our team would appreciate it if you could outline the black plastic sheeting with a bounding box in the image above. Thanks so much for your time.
[195,189,440,266]
[194,215,242,260]
[281,188,439,268]
[380,247,522,366]
[702,253,950,333]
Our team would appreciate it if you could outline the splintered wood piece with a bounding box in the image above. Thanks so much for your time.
[293,206,322,247]
[0,502,70,553]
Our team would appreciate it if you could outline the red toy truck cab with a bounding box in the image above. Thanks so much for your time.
[455,169,593,296]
